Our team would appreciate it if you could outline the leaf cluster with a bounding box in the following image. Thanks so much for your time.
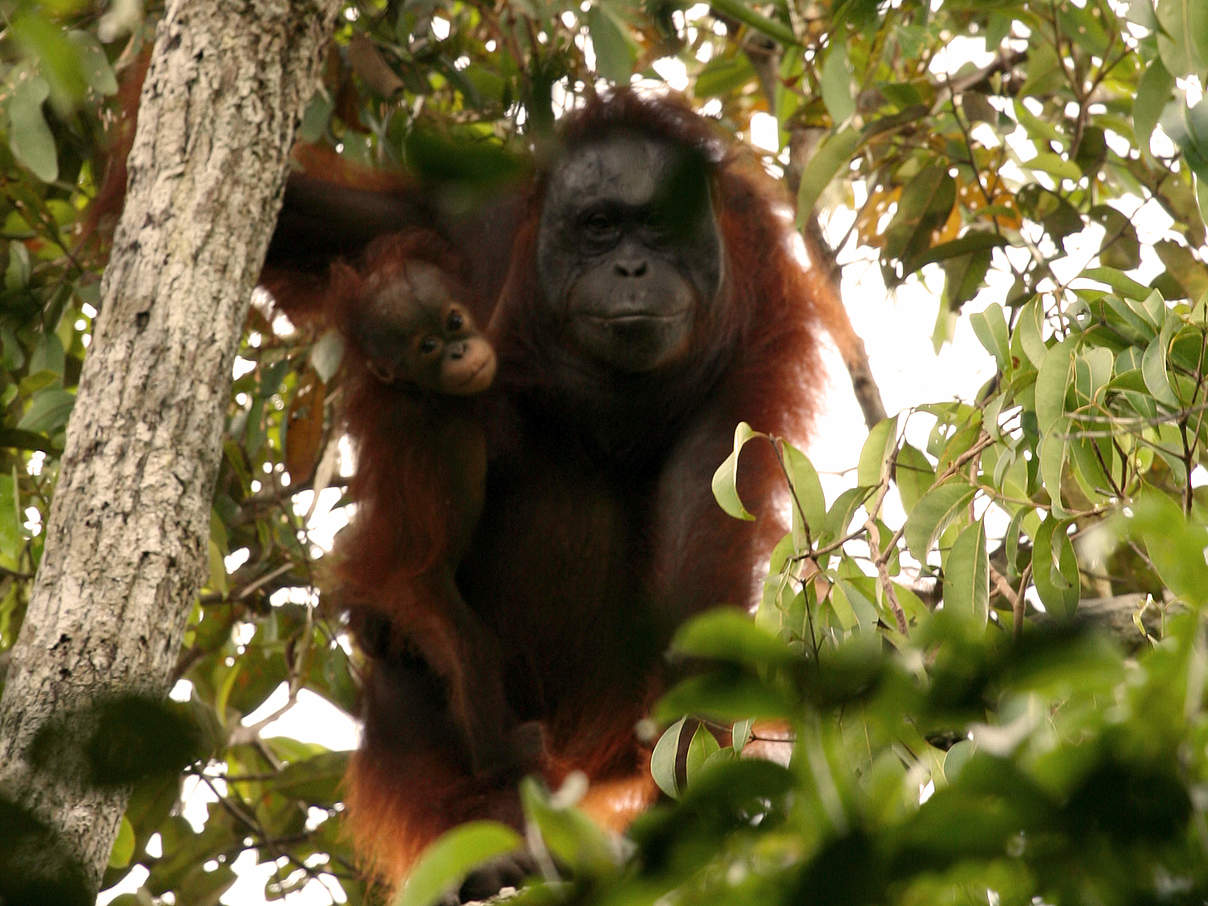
[5,1,1208,905]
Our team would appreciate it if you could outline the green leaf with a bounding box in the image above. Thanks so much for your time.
[943,739,975,783]
[1016,185,1082,241]
[708,0,798,46]
[7,74,58,183]
[1037,421,1070,516]
[960,90,997,125]
[272,751,348,800]
[1141,321,1181,409]
[5,244,31,294]
[731,719,754,753]
[1056,4,1111,57]
[857,414,898,487]
[0,473,22,572]
[989,443,1015,493]
[796,126,861,221]
[1110,368,1159,421]
[657,671,795,723]
[29,331,65,379]
[1138,287,1170,330]
[587,5,636,83]
[942,247,993,313]
[1089,205,1142,271]
[670,608,797,669]
[782,442,826,539]
[1035,340,1073,432]
[696,55,756,98]
[1013,94,1063,144]
[1160,99,1208,181]
[1082,268,1153,303]
[821,42,855,123]
[830,576,879,631]
[1197,172,1208,230]
[108,816,135,869]
[1073,125,1107,174]
[67,30,117,96]
[712,422,761,520]
[1156,0,1208,76]
[904,480,977,563]
[0,428,55,453]
[885,160,957,275]
[1004,507,1027,581]
[651,717,690,798]
[943,520,989,626]
[1073,346,1114,406]
[11,13,87,108]
[17,387,74,433]
[1103,292,1159,342]
[1134,58,1175,159]
[1031,517,1079,618]
[915,232,1008,270]
[685,722,722,786]
[969,303,1010,370]
[207,537,228,596]
[1067,433,1113,502]
[822,486,867,543]
[1013,296,1047,368]
[1128,0,1158,29]
[932,300,958,351]
[931,406,982,470]
[894,442,935,512]
[298,90,334,144]
[404,128,526,190]
[520,777,618,879]
[396,822,524,906]
[1026,151,1082,183]
[1131,491,1208,607]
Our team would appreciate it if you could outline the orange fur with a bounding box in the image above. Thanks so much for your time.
[267,90,830,896]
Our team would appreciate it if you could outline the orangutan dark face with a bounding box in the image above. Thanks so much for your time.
[536,134,723,374]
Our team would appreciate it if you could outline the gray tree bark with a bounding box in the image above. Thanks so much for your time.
[0,0,338,896]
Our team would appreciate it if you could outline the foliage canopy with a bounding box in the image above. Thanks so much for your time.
[4,1,1208,904]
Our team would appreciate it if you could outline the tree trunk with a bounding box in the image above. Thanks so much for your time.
[0,0,337,897]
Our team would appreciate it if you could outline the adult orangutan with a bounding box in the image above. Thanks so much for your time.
[264,88,829,895]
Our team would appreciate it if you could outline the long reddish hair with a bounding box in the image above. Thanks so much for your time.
[325,232,478,590]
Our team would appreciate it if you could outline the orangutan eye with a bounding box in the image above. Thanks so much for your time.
[580,207,618,239]
[446,310,465,332]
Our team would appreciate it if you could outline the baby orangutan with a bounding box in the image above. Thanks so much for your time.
[354,256,497,398]
[327,232,541,787]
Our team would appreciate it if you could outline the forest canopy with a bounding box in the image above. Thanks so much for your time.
[3,1,1208,904]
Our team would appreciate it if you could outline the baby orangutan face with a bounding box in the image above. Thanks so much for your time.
[359,260,496,396]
